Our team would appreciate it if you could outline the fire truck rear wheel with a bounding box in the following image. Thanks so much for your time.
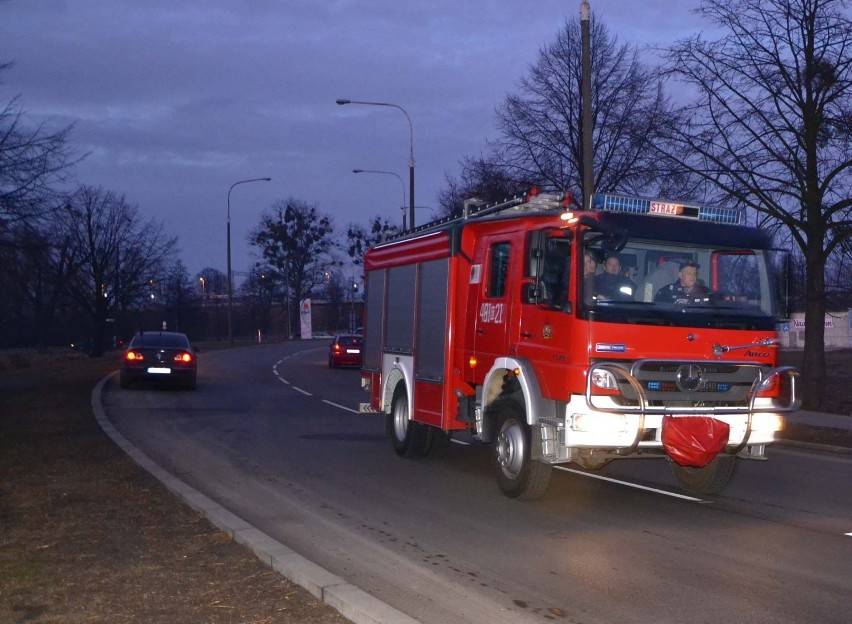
[669,455,737,495]
[492,402,552,500]
[390,386,432,458]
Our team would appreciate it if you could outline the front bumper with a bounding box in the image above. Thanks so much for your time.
[538,364,799,462]
[121,365,196,384]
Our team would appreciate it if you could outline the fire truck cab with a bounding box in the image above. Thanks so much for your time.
[360,191,799,499]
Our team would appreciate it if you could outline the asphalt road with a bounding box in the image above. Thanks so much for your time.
[103,342,852,624]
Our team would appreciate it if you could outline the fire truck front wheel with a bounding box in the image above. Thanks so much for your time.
[668,455,737,495]
[390,386,432,458]
[492,402,552,500]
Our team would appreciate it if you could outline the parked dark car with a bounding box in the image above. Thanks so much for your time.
[120,331,197,390]
[328,333,363,368]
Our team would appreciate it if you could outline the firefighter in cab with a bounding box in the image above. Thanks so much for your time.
[654,260,709,303]
[594,254,636,300]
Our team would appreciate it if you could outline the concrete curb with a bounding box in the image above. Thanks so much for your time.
[92,373,419,624]
[773,439,852,455]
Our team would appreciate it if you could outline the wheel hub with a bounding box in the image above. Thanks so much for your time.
[496,421,525,479]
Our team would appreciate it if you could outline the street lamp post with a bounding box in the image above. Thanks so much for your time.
[227,176,271,347]
[352,169,407,231]
[336,98,415,230]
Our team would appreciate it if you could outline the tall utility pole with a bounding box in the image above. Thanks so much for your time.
[581,1,594,209]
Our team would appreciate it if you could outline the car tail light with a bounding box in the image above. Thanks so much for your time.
[125,351,144,361]
[174,352,193,364]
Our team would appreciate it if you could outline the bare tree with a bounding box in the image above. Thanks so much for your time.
[345,215,399,266]
[240,265,278,335]
[250,198,336,337]
[158,260,199,334]
[436,156,530,219]
[197,267,227,298]
[658,0,852,409]
[491,13,677,206]
[64,185,176,356]
[0,63,77,226]
[0,219,82,349]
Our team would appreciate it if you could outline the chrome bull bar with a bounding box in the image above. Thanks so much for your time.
[584,362,801,456]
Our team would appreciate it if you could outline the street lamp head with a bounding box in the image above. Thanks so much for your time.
[352,169,363,173]
[335,97,415,229]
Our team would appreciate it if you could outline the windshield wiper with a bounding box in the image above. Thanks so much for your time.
[713,337,778,357]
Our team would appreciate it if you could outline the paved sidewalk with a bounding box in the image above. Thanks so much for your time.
[778,409,852,454]
[785,409,852,430]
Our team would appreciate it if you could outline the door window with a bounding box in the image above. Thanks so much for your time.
[540,237,571,308]
[487,242,511,298]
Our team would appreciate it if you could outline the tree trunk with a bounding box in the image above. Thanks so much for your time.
[90,299,109,357]
[801,242,826,411]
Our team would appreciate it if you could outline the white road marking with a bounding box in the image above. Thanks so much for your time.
[554,466,706,502]
[322,399,360,414]
[292,386,312,396]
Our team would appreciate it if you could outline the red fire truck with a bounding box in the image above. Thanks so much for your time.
[359,190,799,499]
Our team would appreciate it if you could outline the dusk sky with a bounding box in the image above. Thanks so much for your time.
[1,0,702,280]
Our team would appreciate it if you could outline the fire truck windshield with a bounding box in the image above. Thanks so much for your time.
[582,236,784,331]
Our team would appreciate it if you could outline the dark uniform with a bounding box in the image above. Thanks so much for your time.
[654,260,709,303]
[653,281,709,303]
[595,272,637,300]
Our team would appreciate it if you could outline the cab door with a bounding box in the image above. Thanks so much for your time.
[514,229,575,400]
[468,235,515,379]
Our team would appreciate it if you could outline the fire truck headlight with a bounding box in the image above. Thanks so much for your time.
[751,412,784,433]
[591,369,619,390]
[572,413,628,434]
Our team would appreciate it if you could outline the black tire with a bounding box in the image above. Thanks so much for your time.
[185,376,197,391]
[669,455,737,495]
[389,386,431,458]
[119,372,131,389]
[492,401,552,500]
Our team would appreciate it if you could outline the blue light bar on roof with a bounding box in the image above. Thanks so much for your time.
[591,193,741,225]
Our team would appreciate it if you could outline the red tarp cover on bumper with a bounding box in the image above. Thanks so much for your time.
[662,416,730,467]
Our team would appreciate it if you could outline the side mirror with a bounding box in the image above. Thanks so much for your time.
[601,227,628,253]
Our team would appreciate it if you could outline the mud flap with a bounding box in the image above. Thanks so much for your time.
[662,416,730,467]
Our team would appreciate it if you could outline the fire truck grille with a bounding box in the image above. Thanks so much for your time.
[610,360,764,408]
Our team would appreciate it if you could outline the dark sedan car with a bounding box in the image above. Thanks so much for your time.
[120,331,197,390]
[328,333,363,368]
